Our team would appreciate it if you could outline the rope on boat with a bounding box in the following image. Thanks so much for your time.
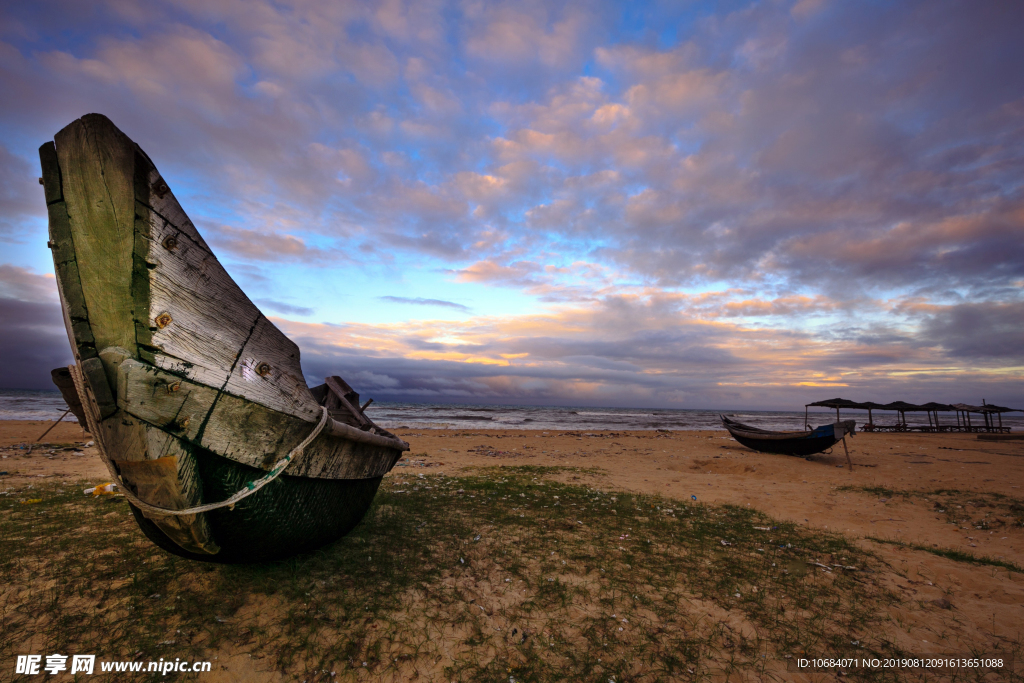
[68,363,330,517]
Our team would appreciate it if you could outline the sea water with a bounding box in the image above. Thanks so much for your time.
[0,390,80,422]
[3,390,1019,432]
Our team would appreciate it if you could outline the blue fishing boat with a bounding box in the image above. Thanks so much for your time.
[721,415,855,458]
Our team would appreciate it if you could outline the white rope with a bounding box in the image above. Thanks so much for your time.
[68,363,330,517]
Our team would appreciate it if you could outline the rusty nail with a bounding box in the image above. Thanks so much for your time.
[168,382,181,393]
[155,312,173,329]
[153,179,170,198]
[47,240,56,249]
[162,234,179,250]
[38,177,44,185]
[176,416,190,431]
[255,362,272,377]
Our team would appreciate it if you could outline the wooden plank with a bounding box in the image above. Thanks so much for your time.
[136,159,213,252]
[118,359,404,479]
[81,357,116,419]
[143,205,260,388]
[71,358,149,465]
[230,315,321,421]
[131,150,155,362]
[325,376,370,427]
[40,144,97,362]
[117,430,219,555]
[54,114,138,358]
[139,190,321,421]
[38,142,63,204]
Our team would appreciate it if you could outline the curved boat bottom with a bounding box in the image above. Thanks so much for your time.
[128,448,382,564]
[731,434,838,457]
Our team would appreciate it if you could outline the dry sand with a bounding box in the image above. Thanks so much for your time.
[4,420,1023,678]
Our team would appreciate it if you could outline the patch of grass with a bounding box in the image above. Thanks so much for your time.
[839,486,1024,530]
[482,464,607,477]
[1,468,909,682]
[866,537,1023,574]
[838,486,897,499]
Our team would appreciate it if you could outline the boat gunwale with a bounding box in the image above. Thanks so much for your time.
[721,415,819,440]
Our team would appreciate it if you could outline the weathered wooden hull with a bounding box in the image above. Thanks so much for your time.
[721,416,851,457]
[727,431,839,457]
[41,114,408,562]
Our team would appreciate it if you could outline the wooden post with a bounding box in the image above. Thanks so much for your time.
[36,408,72,442]
[325,376,370,428]
[805,405,809,430]
[841,436,853,471]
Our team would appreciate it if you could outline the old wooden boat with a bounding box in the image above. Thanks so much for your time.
[720,415,855,457]
[40,114,409,563]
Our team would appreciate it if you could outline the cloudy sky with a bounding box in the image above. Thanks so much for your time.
[1,0,1022,409]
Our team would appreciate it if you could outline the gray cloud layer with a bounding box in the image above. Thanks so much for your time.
[1,0,1021,407]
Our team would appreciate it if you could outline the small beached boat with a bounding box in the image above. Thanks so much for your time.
[40,114,409,563]
[720,415,855,458]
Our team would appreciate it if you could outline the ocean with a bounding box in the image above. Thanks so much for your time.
[5,389,1019,432]
[0,390,82,422]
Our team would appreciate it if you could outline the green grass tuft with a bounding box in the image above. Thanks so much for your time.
[866,537,1023,574]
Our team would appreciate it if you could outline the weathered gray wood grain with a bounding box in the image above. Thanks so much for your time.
[233,315,322,420]
[38,141,63,205]
[138,175,322,421]
[144,207,259,389]
[54,115,137,357]
[40,142,96,361]
[118,359,404,479]
[325,376,370,427]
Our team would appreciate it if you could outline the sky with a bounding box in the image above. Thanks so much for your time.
[1,0,1022,410]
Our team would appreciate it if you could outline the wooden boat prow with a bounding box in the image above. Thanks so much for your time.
[41,114,408,562]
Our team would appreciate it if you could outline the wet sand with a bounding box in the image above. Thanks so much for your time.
[4,420,1022,678]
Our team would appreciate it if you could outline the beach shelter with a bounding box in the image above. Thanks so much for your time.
[850,401,886,427]
[804,398,863,426]
[919,401,954,429]
[952,402,1024,431]
[881,401,927,428]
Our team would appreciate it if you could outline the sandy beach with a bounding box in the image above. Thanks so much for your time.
[3,420,1022,680]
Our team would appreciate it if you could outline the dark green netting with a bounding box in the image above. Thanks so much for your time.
[129,444,381,564]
